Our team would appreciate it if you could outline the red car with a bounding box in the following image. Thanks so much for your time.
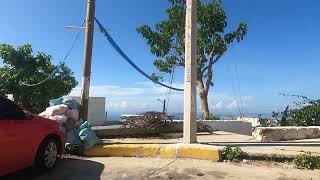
[0,96,65,176]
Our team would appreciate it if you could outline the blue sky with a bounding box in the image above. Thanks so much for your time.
[1,0,320,117]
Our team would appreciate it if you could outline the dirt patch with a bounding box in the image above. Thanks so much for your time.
[206,171,228,179]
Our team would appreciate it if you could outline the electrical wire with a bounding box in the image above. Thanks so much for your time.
[22,20,84,87]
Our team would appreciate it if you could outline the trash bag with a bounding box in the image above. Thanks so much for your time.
[46,104,69,116]
[66,109,79,121]
[49,115,68,124]
[65,119,76,131]
[79,121,92,130]
[39,111,51,119]
[62,96,80,110]
[77,121,100,150]
[49,97,63,106]
[60,126,67,136]
[66,129,81,144]
[79,128,100,150]
[75,119,84,128]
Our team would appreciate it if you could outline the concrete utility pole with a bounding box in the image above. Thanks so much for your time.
[80,0,96,121]
[183,0,197,143]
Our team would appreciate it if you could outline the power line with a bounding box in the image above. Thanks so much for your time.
[165,68,175,113]
[228,59,242,117]
[234,60,245,117]
[22,20,84,87]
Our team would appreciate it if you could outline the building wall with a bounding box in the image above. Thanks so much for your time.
[72,97,106,126]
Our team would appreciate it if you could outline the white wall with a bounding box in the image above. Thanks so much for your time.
[72,96,106,126]
[201,120,252,135]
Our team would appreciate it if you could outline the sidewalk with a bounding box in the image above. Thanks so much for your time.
[101,131,320,156]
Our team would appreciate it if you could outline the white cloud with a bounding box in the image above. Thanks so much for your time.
[226,100,238,110]
[209,101,224,110]
[69,82,252,114]
[70,85,145,97]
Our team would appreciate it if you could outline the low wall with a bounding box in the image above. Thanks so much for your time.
[201,120,252,135]
[253,126,320,142]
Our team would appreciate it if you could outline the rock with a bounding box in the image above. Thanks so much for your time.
[252,126,320,142]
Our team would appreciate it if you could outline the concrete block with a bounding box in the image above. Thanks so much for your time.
[253,126,320,142]
[202,120,252,135]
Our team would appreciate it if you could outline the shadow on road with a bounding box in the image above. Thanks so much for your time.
[1,158,105,180]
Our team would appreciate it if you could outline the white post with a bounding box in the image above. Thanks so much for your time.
[183,0,197,144]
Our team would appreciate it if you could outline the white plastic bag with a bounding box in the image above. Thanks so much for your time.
[45,104,69,116]
[66,109,79,121]
[49,115,68,124]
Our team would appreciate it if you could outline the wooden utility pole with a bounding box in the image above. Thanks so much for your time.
[183,0,197,143]
[80,0,96,121]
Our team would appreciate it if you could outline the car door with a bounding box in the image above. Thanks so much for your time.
[0,97,33,174]
[0,107,13,174]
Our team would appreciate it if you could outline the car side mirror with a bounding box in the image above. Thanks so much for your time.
[23,110,34,120]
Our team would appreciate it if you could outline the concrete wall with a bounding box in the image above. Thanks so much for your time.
[201,120,252,135]
[253,126,320,142]
[72,97,106,126]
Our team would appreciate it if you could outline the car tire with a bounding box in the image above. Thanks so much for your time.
[35,138,59,170]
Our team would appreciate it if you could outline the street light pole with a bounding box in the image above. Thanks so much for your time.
[183,0,197,143]
[80,0,96,121]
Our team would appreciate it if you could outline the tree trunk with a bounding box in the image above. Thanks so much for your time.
[199,89,210,120]
[197,79,210,120]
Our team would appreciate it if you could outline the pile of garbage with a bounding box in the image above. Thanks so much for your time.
[39,96,100,153]
[122,111,173,130]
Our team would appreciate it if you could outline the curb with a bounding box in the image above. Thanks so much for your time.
[84,143,221,161]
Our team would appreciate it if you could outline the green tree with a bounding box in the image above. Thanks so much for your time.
[0,43,77,113]
[137,0,248,119]
[272,94,320,126]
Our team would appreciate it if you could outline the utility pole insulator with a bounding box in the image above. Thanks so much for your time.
[80,0,96,121]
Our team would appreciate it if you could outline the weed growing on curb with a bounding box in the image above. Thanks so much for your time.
[221,146,245,161]
[294,152,320,170]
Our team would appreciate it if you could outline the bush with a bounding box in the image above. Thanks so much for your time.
[221,146,245,161]
[272,94,320,126]
[294,152,320,170]
[204,113,220,120]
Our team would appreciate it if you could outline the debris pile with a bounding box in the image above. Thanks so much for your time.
[39,96,100,153]
[122,111,173,130]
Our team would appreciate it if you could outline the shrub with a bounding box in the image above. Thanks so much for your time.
[272,94,320,126]
[294,152,320,170]
[204,113,220,120]
[221,146,245,161]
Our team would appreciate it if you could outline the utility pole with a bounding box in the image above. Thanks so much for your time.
[157,99,166,113]
[162,99,166,113]
[183,0,197,143]
[80,0,96,121]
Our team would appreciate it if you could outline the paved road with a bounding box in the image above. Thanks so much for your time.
[3,157,320,180]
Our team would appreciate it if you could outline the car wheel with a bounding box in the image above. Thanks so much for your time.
[35,138,59,170]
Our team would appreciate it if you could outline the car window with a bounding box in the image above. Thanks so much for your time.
[0,97,25,120]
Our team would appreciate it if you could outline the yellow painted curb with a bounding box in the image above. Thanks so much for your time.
[84,144,221,161]
[159,145,177,158]
[138,145,160,157]
[177,144,221,161]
